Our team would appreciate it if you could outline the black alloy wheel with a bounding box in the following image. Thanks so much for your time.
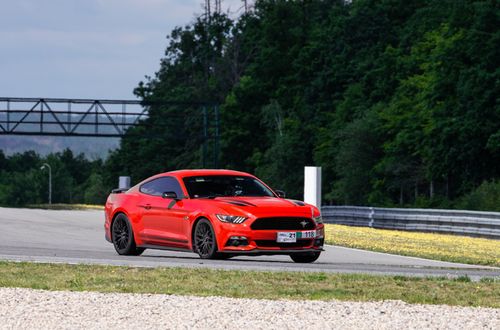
[290,251,321,263]
[111,214,145,256]
[194,219,218,259]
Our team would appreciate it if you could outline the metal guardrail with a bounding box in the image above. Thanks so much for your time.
[321,206,500,239]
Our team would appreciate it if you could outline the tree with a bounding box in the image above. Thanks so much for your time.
[100,0,500,208]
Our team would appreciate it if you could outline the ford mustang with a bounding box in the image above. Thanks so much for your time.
[104,169,324,263]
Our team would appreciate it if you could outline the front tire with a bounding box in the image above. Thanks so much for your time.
[290,251,321,263]
[112,214,145,256]
[193,218,218,259]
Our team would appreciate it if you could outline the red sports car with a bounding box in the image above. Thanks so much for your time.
[104,169,324,263]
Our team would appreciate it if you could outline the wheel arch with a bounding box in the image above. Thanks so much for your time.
[191,215,214,252]
[109,211,128,241]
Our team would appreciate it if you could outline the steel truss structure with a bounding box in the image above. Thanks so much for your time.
[0,97,217,137]
[0,97,220,167]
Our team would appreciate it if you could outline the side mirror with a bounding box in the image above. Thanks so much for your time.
[275,190,286,198]
[162,191,179,200]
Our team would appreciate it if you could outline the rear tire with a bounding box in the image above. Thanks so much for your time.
[290,251,321,263]
[112,213,144,256]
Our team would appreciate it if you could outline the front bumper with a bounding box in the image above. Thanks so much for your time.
[218,248,324,256]
[216,224,325,253]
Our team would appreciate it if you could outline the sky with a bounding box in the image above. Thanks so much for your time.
[0,0,244,100]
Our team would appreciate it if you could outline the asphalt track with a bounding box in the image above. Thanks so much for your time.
[0,207,498,279]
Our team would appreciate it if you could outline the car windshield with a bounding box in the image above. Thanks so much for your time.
[183,175,275,198]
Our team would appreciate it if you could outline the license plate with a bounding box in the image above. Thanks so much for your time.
[277,232,296,243]
[277,230,316,243]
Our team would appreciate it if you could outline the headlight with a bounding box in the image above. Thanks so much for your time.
[313,215,323,225]
[216,214,247,224]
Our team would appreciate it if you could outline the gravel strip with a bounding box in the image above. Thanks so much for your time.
[0,287,498,329]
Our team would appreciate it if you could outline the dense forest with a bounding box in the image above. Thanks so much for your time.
[0,149,107,206]
[1,0,499,210]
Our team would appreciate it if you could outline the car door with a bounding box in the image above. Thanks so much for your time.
[138,176,190,249]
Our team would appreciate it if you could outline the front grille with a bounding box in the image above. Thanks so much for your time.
[255,239,313,248]
[250,217,315,230]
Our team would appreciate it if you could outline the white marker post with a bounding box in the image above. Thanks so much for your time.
[119,176,131,189]
[304,166,321,207]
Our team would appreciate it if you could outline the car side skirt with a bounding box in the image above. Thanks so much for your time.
[138,244,193,253]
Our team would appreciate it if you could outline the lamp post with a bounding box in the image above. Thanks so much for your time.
[40,163,52,205]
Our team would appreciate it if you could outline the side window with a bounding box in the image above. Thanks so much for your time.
[140,177,184,197]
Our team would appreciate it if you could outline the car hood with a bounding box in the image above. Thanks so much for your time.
[209,196,316,218]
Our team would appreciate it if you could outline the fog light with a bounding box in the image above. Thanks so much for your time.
[314,238,324,247]
[226,236,249,247]
[226,236,248,246]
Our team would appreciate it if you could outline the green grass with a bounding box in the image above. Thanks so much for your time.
[26,203,104,210]
[325,224,500,267]
[0,261,499,307]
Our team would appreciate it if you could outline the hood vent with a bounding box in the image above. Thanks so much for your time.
[219,199,256,207]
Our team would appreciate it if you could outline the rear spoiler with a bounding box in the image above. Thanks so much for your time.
[111,188,129,194]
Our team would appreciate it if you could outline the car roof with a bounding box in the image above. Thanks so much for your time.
[158,169,254,179]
